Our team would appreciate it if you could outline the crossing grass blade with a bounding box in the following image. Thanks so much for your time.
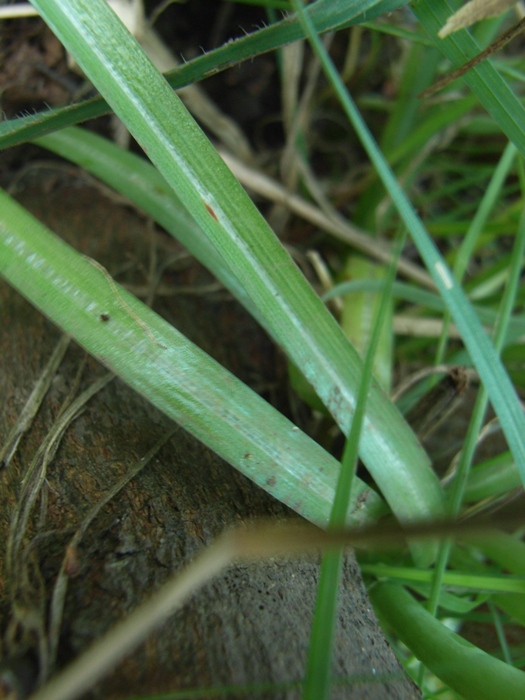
[292,0,525,488]
[0,0,408,150]
[303,232,405,700]
[20,0,446,548]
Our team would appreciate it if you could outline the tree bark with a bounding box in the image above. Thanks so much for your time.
[0,178,420,699]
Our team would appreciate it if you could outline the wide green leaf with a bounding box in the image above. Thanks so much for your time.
[0,188,382,529]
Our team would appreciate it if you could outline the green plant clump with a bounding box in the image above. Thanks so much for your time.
[1,0,525,698]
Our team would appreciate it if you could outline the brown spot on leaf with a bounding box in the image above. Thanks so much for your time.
[204,202,218,221]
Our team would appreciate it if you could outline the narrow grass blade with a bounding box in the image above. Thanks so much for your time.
[0,0,407,150]
[363,564,525,593]
[27,0,446,531]
[425,151,525,617]
[463,452,519,502]
[325,279,525,343]
[413,0,525,158]
[339,257,393,393]
[24,510,520,700]
[293,0,525,485]
[304,234,404,700]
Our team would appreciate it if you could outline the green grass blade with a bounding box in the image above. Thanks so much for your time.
[370,582,525,700]
[434,142,517,364]
[36,128,525,351]
[0,188,382,528]
[387,94,477,165]
[454,143,517,281]
[412,0,525,158]
[425,152,525,617]
[463,452,519,502]
[0,0,407,150]
[35,127,268,334]
[326,279,525,343]
[293,0,525,485]
[363,565,525,594]
[303,233,404,700]
[441,157,525,503]
[469,531,525,577]
[339,257,393,393]
[303,554,344,700]
[28,0,445,531]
